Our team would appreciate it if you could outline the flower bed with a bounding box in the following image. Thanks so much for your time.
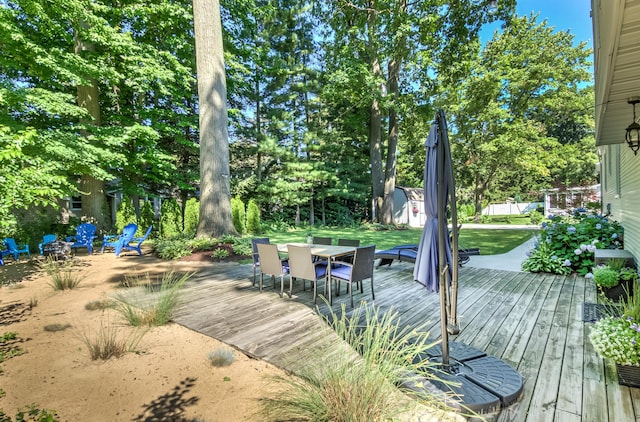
[522,209,624,276]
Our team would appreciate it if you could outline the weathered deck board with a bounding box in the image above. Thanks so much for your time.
[170,262,640,421]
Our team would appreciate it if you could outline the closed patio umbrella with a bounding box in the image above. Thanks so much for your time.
[413,124,453,292]
[407,112,522,414]
[413,110,460,358]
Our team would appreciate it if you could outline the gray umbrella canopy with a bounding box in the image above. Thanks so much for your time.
[413,123,453,292]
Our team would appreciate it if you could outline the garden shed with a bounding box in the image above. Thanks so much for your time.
[393,186,424,227]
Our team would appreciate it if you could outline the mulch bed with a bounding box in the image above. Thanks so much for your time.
[178,243,250,263]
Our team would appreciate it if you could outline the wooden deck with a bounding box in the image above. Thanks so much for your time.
[172,262,640,421]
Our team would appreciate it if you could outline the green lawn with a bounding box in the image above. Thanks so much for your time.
[262,227,538,256]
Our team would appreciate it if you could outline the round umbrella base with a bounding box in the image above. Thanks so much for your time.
[408,341,523,414]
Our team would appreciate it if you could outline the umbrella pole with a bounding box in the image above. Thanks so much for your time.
[440,111,459,333]
[436,111,450,366]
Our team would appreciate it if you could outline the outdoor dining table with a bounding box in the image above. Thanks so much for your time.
[278,243,357,304]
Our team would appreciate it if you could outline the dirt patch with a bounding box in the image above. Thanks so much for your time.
[0,251,290,421]
[178,243,250,263]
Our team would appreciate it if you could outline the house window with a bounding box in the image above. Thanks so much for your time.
[69,196,82,210]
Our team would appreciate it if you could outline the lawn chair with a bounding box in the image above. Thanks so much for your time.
[1,238,31,261]
[66,223,97,254]
[121,225,152,256]
[38,234,57,255]
[101,223,138,257]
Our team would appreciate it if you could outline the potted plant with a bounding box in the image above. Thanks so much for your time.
[589,287,640,387]
[593,263,636,302]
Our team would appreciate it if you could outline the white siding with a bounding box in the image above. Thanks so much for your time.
[601,145,622,219]
[618,144,640,261]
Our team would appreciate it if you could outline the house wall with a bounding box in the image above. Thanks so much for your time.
[601,143,640,261]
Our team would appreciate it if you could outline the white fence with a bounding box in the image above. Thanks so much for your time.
[482,202,543,215]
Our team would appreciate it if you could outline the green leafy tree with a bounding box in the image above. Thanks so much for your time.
[1,0,197,230]
[442,14,595,216]
[318,0,515,224]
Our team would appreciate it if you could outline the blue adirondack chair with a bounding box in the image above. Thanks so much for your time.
[65,223,97,254]
[38,234,57,255]
[2,238,31,261]
[120,225,152,256]
[101,223,138,257]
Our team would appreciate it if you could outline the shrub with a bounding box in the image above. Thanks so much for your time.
[231,197,246,235]
[522,210,624,276]
[529,210,543,225]
[116,196,136,234]
[212,248,229,259]
[183,198,199,236]
[246,199,261,234]
[160,198,182,238]
[139,200,156,237]
[232,237,252,256]
[457,203,476,222]
[521,240,572,275]
[478,214,491,224]
[153,236,193,260]
[114,271,192,326]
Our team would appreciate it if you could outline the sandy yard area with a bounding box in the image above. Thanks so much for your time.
[0,250,290,422]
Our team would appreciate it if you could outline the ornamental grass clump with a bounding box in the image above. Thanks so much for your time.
[114,271,192,326]
[260,304,453,422]
[522,209,624,276]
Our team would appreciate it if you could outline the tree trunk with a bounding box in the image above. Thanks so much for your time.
[380,56,400,225]
[369,59,384,223]
[193,0,237,238]
[75,30,108,230]
[379,0,407,226]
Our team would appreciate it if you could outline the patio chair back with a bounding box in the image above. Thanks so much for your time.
[122,225,152,256]
[312,236,332,245]
[66,223,97,254]
[331,244,376,307]
[338,238,360,247]
[288,245,327,302]
[256,243,288,294]
[251,237,270,286]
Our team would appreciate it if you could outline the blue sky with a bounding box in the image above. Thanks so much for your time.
[480,0,594,48]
